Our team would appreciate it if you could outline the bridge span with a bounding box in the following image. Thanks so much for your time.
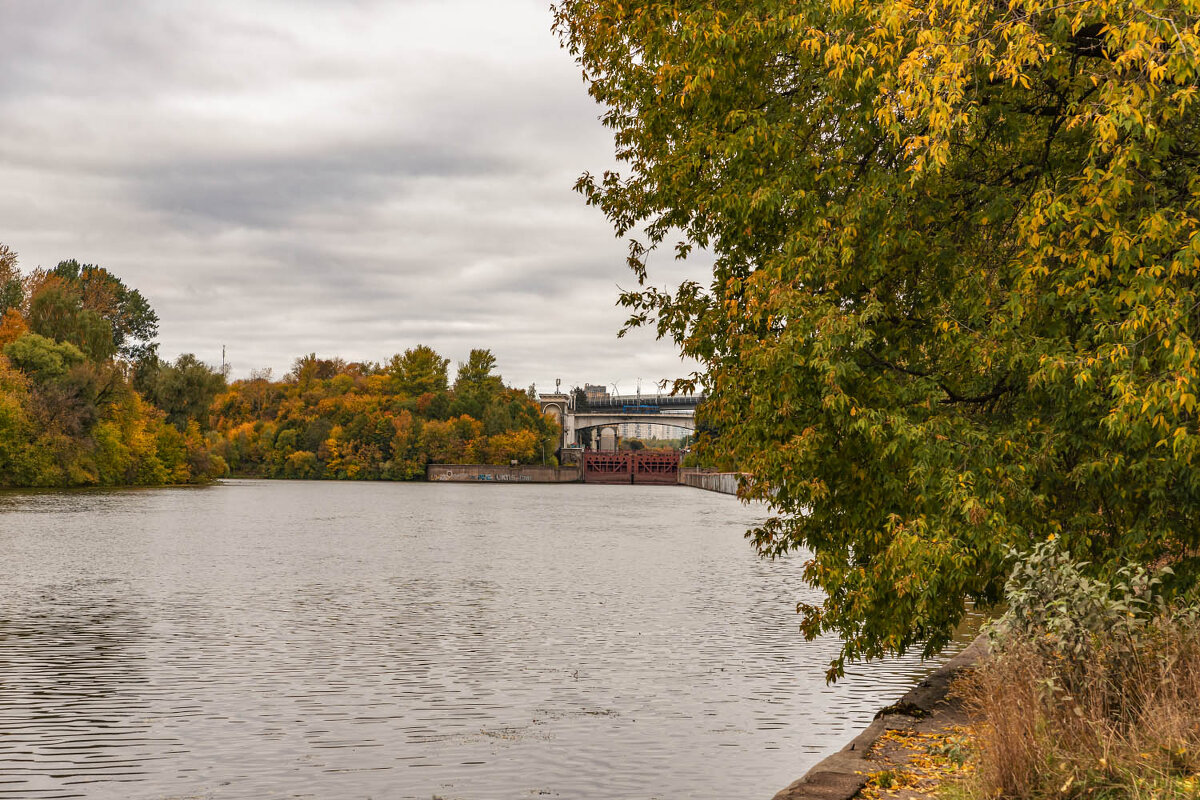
[537,392,703,452]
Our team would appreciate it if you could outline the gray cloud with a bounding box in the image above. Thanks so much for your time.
[0,0,703,392]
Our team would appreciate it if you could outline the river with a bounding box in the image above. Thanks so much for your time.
[0,480,970,799]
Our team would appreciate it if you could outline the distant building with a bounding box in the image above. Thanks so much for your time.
[583,383,609,403]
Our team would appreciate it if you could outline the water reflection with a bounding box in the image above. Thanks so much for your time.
[0,482,977,799]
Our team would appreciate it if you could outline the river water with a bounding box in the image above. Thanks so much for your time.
[0,481,970,800]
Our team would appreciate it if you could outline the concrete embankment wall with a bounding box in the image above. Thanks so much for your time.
[678,470,743,495]
[426,464,582,483]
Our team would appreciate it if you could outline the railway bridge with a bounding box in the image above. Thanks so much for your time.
[537,391,703,484]
[537,392,702,451]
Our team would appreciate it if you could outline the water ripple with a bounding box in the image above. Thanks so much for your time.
[0,482,976,799]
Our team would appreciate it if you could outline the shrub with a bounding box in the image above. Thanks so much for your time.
[959,543,1200,799]
[990,538,1170,662]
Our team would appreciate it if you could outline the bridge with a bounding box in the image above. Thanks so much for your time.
[537,391,703,452]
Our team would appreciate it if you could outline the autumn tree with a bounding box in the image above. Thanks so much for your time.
[51,260,158,360]
[0,244,22,317]
[137,353,227,431]
[29,279,117,361]
[4,333,85,382]
[388,344,450,396]
[452,348,504,418]
[287,354,347,387]
[555,0,1200,675]
[0,356,38,483]
[24,260,158,362]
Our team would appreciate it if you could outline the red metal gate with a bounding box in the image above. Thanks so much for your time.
[583,451,681,484]
[632,451,681,485]
[583,451,631,483]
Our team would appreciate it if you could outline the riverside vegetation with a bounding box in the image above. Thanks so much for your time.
[864,543,1200,800]
[955,542,1200,800]
[554,0,1200,795]
[0,245,559,488]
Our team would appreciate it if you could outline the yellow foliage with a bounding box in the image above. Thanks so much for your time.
[0,309,28,347]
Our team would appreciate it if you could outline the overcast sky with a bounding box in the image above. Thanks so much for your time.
[0,0,704,394]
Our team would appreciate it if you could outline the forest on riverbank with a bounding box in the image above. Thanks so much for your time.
[0,245,559,488]
[208,348,559,481]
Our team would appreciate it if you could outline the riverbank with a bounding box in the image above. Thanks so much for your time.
[776,602,1200,800]
[773,636,987,800]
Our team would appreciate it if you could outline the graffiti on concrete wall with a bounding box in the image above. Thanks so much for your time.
[426,465,582,483]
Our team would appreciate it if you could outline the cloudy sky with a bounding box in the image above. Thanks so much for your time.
[0,0,703,393]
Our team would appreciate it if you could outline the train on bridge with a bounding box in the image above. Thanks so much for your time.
[620,404,660,414]
[583,394,704,413]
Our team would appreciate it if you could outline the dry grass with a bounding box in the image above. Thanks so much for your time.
[955,618,1200,799]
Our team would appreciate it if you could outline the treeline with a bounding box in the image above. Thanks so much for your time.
[0,244,558,488]
[209,348,560,480]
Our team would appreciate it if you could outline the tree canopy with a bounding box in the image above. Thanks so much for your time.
[388,345,451,396]
[27,260,160,362]
[554,0,1200,675]
[0,250,220,487]
[136,353,227,431]
[453,349,505,418]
